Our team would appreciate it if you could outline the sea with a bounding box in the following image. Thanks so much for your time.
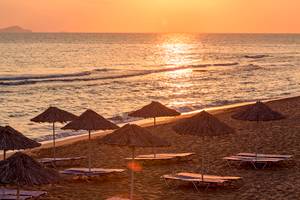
[0,33,299,141]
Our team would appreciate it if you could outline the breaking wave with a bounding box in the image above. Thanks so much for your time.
[0,62,240,86]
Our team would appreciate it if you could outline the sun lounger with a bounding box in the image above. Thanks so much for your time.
[0,195,29,200]
[61,168,125,176]
[125,153,195,161]
[176,172,241,181]
[136,153,195,158]
[162,174,227,191]
[223,155,286,169]
[38,156,86,165]
[237,153,292,159]
[0,189,46,200]
[0,189,46,197]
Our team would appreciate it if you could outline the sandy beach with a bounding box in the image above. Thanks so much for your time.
[17,96,298,200]
[1,2,300,199]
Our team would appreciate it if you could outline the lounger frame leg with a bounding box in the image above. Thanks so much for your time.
[262,162,268,169]
[204,183,210,191]
[251,161,257,169]
[192,181,199,192]
[238,161,243,167]
[226,160,232,168]
[163,178,170,187]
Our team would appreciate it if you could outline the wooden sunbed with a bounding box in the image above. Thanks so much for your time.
[0,189,47,200]
[223,155,286,169]
[125,153,195,161]
[176,172,241,181]
[237,153,292,159]
[38,156,86,165]
[0,195,29,200]
[162,174,228,191]
[61,168,125,176]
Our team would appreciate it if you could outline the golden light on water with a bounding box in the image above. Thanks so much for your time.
[159,34,195,77]
[154,34,197,109]
[161,43,190,66]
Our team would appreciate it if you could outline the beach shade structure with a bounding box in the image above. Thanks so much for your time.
[173,110,234,181]
[62,109,119,172]
[100,124,170,200]
[0,152,59,200]
[128,101,180,126]
[31,106,78,159]
[231,101,285,157]
[0,126,41,160]
[232,101,285,121]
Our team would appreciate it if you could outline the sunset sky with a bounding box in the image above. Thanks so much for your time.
[1,0,300,33]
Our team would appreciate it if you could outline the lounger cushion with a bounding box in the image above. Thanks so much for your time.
[0,195,31,200]
[162,174,227,183]
[125,153,195,160]
[38,156,86,163]
[0,189,46,197]
[237,153,292,159]
[61,168,125,176]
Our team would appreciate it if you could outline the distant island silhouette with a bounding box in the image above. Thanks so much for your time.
[0,26,32,33]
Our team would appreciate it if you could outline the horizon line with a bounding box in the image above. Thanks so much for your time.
[2,31,300,34]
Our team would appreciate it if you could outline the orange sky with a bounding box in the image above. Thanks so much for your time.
[0,0,300,33]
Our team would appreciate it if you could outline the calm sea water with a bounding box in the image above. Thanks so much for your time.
[0,33,300,141]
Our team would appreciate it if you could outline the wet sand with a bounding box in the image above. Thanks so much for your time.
[26,96,300,199]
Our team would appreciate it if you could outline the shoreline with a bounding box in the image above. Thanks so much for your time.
[35,95,298,151]
[2,98,257,159]
[32,94,300,200]
[2,95,298,160]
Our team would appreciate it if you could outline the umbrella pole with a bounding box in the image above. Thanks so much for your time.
[256,120,259,159]
[88,130,92,172]
[130,147,135,200]
[201,136,204,181]
[152,117,156,158]
[3,150,6,160]
[153,148,156,158]
[17,185,20,200]
[52,122,56,160]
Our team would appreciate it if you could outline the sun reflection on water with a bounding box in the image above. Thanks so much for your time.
[157,34,198,81]
[158,33,198,67]
[154,34,201,108]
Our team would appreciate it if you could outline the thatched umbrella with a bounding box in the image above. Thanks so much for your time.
[0,152,59,200]
[232,101,285,121]
[232,101,285,157]
[31,106,77,159]
[100,124,170,200]
[128,101,180,126]
[62,109,119,172]
[173,110,234,180]
[0,126,41,160]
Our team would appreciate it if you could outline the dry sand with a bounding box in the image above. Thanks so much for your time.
[20,97,300,199]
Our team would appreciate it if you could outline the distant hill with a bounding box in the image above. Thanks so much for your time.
[0,26,32,33]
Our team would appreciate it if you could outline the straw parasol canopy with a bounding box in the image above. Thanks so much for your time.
[128,101,180,126]
[62,109,119,131]
[62,109,119,172]
[100,124,170,147]
[231,101,285,158]
[0,152,59,200]
[31,106,77,159]
[232,101,285,121]
[173,110,234,180]
[173,110,234,136]
[100,124,170,200]
[0,126,41,160]
[31,106,78,123]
